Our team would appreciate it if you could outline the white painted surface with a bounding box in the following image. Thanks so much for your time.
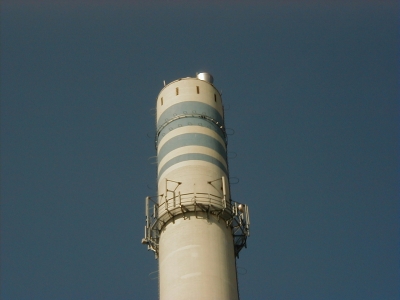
[158,146,227,173]
[157,78,223,116]
[157,126,226,152]
[156,76,238,300]
[159,213,238,300]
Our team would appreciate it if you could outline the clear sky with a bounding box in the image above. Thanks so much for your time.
[1,1,398,299]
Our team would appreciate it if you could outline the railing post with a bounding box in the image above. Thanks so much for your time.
[145,197,150,228]
[222,176,226,208]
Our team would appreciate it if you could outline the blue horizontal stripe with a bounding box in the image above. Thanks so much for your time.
[158,153,228,180]
[157,118,226,145]
[158,133,227,164]
[157,101,223,129]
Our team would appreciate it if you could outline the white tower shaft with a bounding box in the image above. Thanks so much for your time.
[143,73,250,300]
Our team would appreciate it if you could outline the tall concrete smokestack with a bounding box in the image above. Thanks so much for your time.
[142,73,250,300]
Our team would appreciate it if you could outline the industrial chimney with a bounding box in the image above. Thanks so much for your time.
[142,73,250,300]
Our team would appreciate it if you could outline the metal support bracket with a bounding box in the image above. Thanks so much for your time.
[141,178,250,259]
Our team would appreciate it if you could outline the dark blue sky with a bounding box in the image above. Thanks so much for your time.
[1,1,398,299]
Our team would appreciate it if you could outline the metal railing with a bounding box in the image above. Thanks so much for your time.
[142,187,250,259]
